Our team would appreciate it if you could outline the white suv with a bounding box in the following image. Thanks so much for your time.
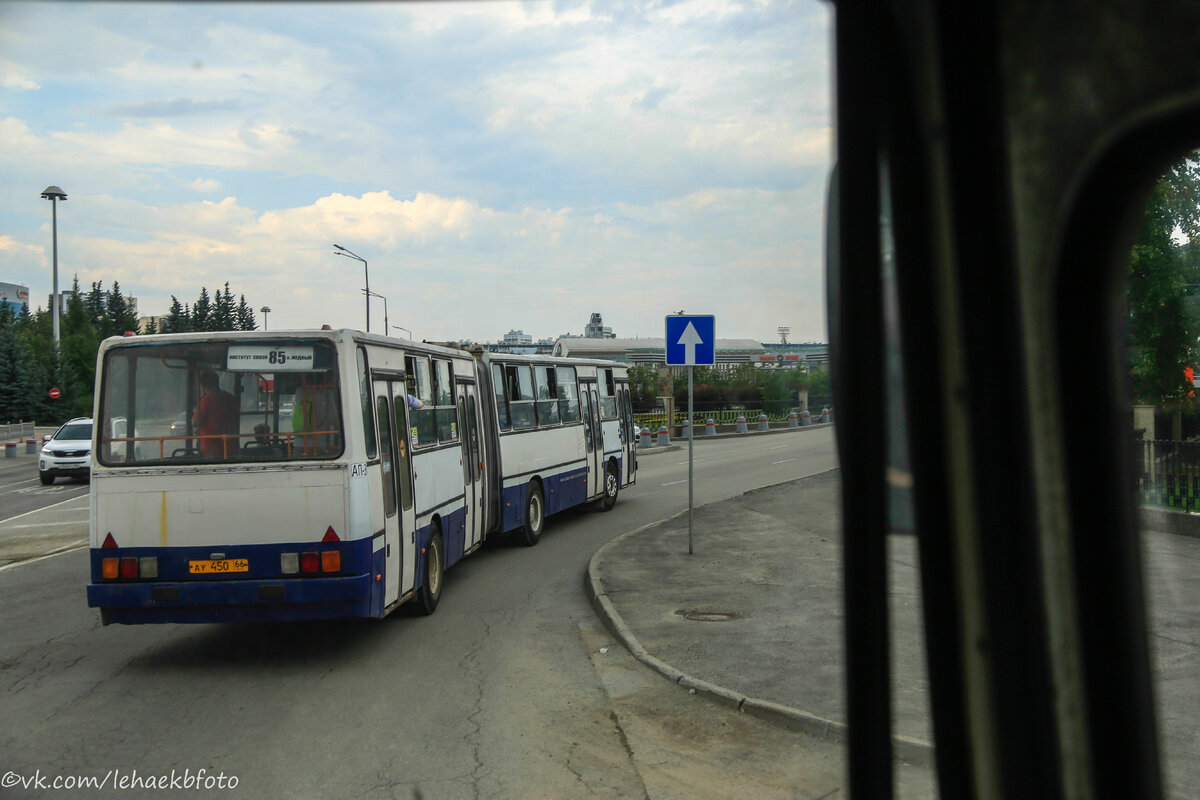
[39,417,93,485]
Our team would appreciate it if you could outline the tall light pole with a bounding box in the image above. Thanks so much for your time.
[41,186,67,347]
[260,306,271,330]
[333,244,369,333]
[364,289,388,333]
[392,325,412,340]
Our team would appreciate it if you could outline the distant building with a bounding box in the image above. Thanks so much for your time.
[0,282,30,315]
[502,329,533,347]
[583,312,614,338]
[553,336,767,372]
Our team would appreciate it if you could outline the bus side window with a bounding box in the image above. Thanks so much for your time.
[535,366,560,425]
[358,348,376,458]
[434,359,457,442]
[407,356,437,447]
[557,367,580,422]
[491,363,511,430]
[506,365,536,430]
[599,369,617,418]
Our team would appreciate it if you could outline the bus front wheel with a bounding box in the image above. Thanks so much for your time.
[416,526,444,616]
[517,482,544,547]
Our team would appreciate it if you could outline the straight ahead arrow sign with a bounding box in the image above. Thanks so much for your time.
[677,321,704,365]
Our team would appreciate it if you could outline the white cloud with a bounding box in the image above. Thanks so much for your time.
[187,178,222,193]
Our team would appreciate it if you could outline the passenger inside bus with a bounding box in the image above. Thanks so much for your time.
[193,371,238,458]
[291,373,341,455]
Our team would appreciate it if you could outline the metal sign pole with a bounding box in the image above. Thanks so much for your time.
[688,364,695,555]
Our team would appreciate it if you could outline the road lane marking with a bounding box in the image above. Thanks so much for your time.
[0,493,91,525]
[0,539,89,573]
[772,458,797,464]
[662,479,688,486]
[2,520,90,529]
[0,478,40,490]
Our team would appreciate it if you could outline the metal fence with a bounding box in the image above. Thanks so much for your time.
[1138,439,1200,511]
[0,422,34,441]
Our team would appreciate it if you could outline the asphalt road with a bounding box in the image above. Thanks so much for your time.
[0,447,90,566]
[0,428,849,800]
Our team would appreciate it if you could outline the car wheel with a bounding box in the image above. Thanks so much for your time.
[39,471,55,486]
[516,481,545,547]
[416,524,444,616]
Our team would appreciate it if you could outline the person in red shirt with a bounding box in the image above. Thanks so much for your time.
[193,371,238,457]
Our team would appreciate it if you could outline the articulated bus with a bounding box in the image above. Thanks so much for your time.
[85,329,636,624]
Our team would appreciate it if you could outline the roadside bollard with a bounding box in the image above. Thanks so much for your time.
[639,427,652,447]
[4,442,15,459]
[758,413,769,432]
[26,439,37,454]
[705,418,717,436]
[800,409,813,426]
[788,411,798,428]
[657,425,671,446]
[681,419,692,439]
[819,407,830,423]
[736,415,748,434]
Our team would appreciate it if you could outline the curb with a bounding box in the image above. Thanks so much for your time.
[584,478,934,767]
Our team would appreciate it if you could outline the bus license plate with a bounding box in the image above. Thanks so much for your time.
[188,558,249,574]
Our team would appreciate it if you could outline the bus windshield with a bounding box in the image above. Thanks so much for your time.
[98,339,343,465]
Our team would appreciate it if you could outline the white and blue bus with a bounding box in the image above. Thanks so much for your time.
[85,329,636,624]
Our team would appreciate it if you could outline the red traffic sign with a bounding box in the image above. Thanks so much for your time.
[48,387,61,399]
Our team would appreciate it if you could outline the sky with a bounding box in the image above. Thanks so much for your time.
[0,0,833,345]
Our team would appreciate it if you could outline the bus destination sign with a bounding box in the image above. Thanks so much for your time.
[226,344,315,371]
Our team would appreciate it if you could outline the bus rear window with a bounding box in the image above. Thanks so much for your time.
[98,340,343,465]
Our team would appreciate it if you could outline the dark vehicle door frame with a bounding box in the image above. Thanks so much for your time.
[831,1,1200,797]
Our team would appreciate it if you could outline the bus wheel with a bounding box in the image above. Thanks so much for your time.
[517,482,544,547]
[416,526,444,616]
[601,461,619,511]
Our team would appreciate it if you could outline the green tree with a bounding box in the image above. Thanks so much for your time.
[0,303,34,422]
[107,281,139,336]
[1128,155,1200,404]
[235,295,257,331]
[192,287,212,331]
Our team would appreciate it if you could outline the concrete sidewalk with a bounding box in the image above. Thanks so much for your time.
[586,468,934,764]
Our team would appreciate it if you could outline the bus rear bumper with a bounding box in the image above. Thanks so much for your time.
[86,574,373,625]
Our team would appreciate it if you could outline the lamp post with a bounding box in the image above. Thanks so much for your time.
[40,185,67,347]
[364,290,389,333]
[332,244,369,333]
[260,306,271,330]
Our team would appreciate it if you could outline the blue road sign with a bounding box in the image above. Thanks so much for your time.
[665,315,716,366]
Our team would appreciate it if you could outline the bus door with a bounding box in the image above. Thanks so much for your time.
[457,381,485,552]
[619,383,636,485]
[581,383,604,499]
[387,382,417,598]
[374,379,416,608]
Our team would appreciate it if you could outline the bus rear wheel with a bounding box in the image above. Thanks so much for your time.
[517,482,544,547]
[601,461,619,511]
[416,526,444,616]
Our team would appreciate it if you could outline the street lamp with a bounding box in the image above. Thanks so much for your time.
[332,244,369,333]
[364,289,389,333]
[260,306,271,330]
[40,185,67,347]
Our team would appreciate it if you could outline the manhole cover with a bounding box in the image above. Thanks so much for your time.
[676,610,741,622]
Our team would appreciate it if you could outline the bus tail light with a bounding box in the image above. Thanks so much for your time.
[321,551,340,573]
[281,553,299,574]
[102,558,119,579]
[119,557,138,579]
[140,557,159,579]
[300,552,320,574]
